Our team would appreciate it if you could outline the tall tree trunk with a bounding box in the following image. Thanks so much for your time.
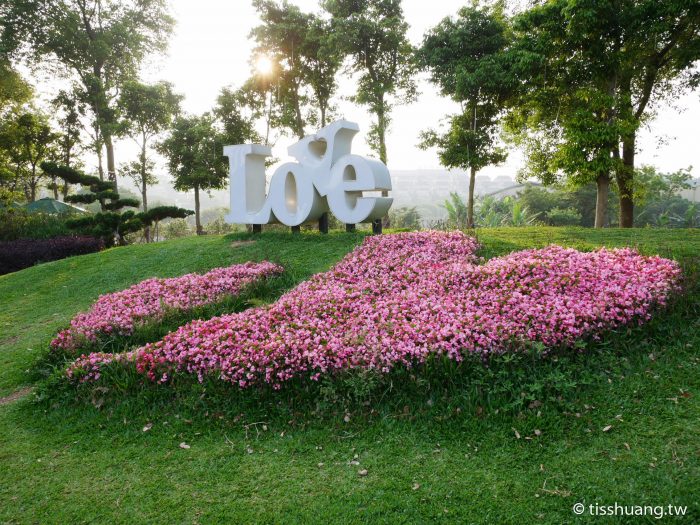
[377,100,389,199]
[320,104,327,128]
[294,93,304,139]
[140,141,150,242]
[376,99,390,229]
[194,184,203,235]
[376,103,388,166]
[467,166,477,228]
[96,143,105,181]
[142,179,150,242]
[594,171,610,228]
[30,165,38,201]
[265,90,273,146]
[104,132,117,192]
[617,134,635,227]
[61,138,72,200]
[52,179,59,200]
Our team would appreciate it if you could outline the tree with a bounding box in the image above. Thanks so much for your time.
[301,16,342,128]
[251,0,312,140]
[51,90,84,200]
[1,0,174,192]
[510,0,700,227]
[388,206,421,230]
[42,162,192,245]
[0,63,31,197]
[214,88,261,146]
[0,60,32,117]
[419,5,515,228]
[158,114,229,235]
[323,0,417,166]
[633,165,697,227]
[249,1,342,139]
[0,111,58,201]
[119,80,182,241]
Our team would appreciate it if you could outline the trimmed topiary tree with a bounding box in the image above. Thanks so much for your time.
[41,162,193,246]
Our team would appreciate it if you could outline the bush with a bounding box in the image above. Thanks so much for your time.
[206,216,237,235]
[389,206,422,229]
[546,207,582,226]
[0,208,72,241]
[161,218,192,240]
[0,236,104,275]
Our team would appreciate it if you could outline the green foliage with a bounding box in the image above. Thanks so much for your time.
[161,218,192,240]
[323,0,417,163]
[634,166,700,227]
[249,1,342,138]
[388,206,422,230]
[118,80,182,225]
[0,230,698,523]
[505,196,540,226]
[443,192,469,229]
[545,207,582,226]
[0,207,72,241]
[0,110,58,202]
[158,114,229,234]
[105,198,140,211]
[419,4,516,226]
[1,0,175,188]
[50,90,84,199]
[0,60,32,116]
[507,0,700,227]
[214,88,261,146]
[119,81,182,141]
[475,195,507,227]
[446,193,542,228]
[40,162,193,246]
[121,159,158,196]
[142,206,194,225]
[158,114,228,194]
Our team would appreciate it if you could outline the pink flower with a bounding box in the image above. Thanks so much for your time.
[52,261,283,353]
[65,231,681,388]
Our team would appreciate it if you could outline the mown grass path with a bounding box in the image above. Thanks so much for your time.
[0,228,698,524]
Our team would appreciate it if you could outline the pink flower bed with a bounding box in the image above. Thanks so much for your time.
[52,261,283,353]
[66,231,681,387]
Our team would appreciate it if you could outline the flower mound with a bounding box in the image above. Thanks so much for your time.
[52,261,283,353]
[66,231,681,387]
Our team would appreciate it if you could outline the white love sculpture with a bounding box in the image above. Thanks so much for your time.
[224,120,393,227]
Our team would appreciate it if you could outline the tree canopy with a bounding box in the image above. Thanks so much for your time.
[419,4,516,228]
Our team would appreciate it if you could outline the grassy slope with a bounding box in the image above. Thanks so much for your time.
[0,227,698,524]
[0,232,365,397]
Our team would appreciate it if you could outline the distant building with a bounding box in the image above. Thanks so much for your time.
[680,179,700,203]
[390,169,515,222]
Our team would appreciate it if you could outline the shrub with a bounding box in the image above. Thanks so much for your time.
[546,207,582,226]
[0,235,104,275]
[389,206,422,229]
[0,208,73,241]
[161,218,192,240]
[206,216,237,235]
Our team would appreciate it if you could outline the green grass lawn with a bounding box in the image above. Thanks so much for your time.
[0,227,698,524]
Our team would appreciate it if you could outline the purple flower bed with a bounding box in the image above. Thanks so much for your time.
[52,261,283,353]
[66,231,681,388]
[0,236,104,275]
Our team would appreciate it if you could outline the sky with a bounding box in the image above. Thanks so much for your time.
[136,0,700,175]
[30,0,700,200]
